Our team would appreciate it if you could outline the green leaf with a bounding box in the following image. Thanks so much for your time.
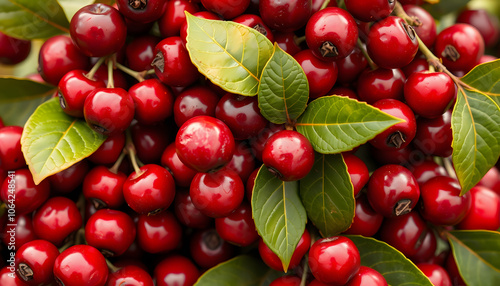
[0,77,56,103]
[252,166,307,272]
[195,255,282,286]
[258,43,308,124]
[295,96,403,154]
[21,98,106,184]
[0,0,70,39]
[299,153,354,237]
[185,12,274,96]
[451,88,500,195]
[346,235,433,286]
[461,59,500,106]
[58,0,93,21]
[0,96,51,127]
[447,230,500,286]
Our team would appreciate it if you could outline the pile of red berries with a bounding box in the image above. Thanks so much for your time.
[0,0,500,285]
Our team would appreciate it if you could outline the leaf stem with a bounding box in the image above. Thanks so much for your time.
[86,57,106,80]
[357,39,377,70]
[115,62,146,82]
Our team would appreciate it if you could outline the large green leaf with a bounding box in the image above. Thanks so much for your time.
[0,96,51,127]
[21,98,106,184]
[299,153,354,237]
[195,255,282,286]
[58,0,93,21]
[461,59,500,106]
[346,235,433,286]
[451,87,500,195]
[258,43,308,124]
[0,0,70,39]
[185,12,274,96]
[296,96,402,154]
[0,77,56,102]
[252,166,307,272]
[447,230,500,286]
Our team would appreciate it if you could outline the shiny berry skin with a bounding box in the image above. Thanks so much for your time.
[269,276,301,286]
[274,32,302,56]
[84,87,135,136]
[249,123,285,161]
[201,0,250,19]
[0,126,26,170]
[85,209,136,257]
[53,245,108,286]
[48,160,90,194]
[343,153,369,197]
[116,0,167,23]
[161,143,197,188]
[154,255,200,286]
[226,141,256,184]
[478,167,500,194]
[417,263,452,286]
[413,110,453,157]
[445,255,466,286]
[258,229,311,272]
[123,164,176,215]
[410,159,447,187]
[233,14,274,42]
[152,36,200,87]
[107,265,154,286]
[367,164,420,217]
[345,266,388,286]
[308,236,361,285]
[403,5,437,48]
[356,68,406,104]
[83,165,126,209]
[70,4,127,57]
[262,130,314,181]
[456,8,500,48]
[402,56,429,78]
[2,214,38,250]
[419,176,472,226]
[136,210,182,254]
[412,229,438,263]
[14,239,59,285]
[259,0,312,32]
[335,47,368,84]
[57,69,106,117]
[173,190,212,229]
[434,23,485,73]
[190,228,235,269]
[173,85,220,128]
[294,49,338,98]
[176,115,235,173]
[129,79,174,125]
[130,122,171,164]
[344,0,395,22]
[37,35,90,86]
[190,168,244,218]
[0,266,30,286]
[125,35,161,72]
[0,31,31,65]
[216,93,268,140]
[158,0,200,38]
[343,195,384,236]
[367,16,419,69]
[369,99,417,151]
[305,7,358,61]
[1,168,50,215]
[456,186,500,231]
[88,132,126,165]
[404,71,455,119]
[215,202,258,247]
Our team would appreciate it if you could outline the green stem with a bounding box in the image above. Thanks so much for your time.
[357,38,377,70]
[115,62,145,82]
[320,0,331,10]
[125,129,143,175]
[107,57,115,89]
[109,151,127,174]
[86,57,106,80]
[146,69,156,75]
[443,157,458,180]
[106,259,120,273]
[299,256,309,286]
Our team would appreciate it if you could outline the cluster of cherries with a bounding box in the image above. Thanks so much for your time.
[0,0,500,285]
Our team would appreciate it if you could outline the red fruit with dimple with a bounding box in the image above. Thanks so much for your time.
[125,35,161,72]
[0,126,26,170]
[53,245,108,286]
[344,0,395,22]
[129,79,174,125]
[106,265,154,286]
[83,165,126,210]
[0,266,30,286]
[154,255,200,286]
[456,8,500,48]
[190,228,235,269]
[403,5,437,48]
[116,0,167,23]
[15,239,59,285]
[233,14,274,42]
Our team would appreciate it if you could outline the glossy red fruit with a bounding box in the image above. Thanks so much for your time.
[88,132,126,165]
[154,255,200,286]
[152,36,200,87]
[58,70,106,117]
[2,214,38,250]
[215,202,258,247]
[83,165,126,209]
[201,0,250,19]
[53,245,108,286]
[410,229,437,263]
[249,123,285,162]
[308,236,360,285]
[409,159,447,187]
[226,141,256,184]
[413,110,453,157]
[305,7,358,62]
[84,87,135,136]
[70,4,127,57]
[356,68,406,104]
[269,275,301,286]
[136,210,182,254]
[15,239,59,285]
[403,5,437,47]
[233,14,274,42]
[123,164,176,215]
[1,168,50,215]
[116,0,166,23]
[345,266,388,286]
[419,176,472,226]
[0,126,26,170]
[456,8,500,48]
[245,167,259,202]
[367,16,419,69]
[417,263,452,286]
[456,186,500,230]
[344,0,395,22]
[294,49,338,98]
[107,265,154,286]
[158,0,200,38]
[124,35,161,72]
[274,32,302,56]
[190,228,235,269]
[173,85,220,128]
[329,87,359,100]
[404,71,455,119]
[130,122,171,164]
[343,195,384,237]
[259,0,312,32]
[477,167,500,194]
[262,130,315,181]
[445,254,466,286]
[335,47,368,84]
[402,56,429,78]
[48,160,89,194]
[342,153,369,197]
[176,115,235,173]
[37,35,90,86]
[369,99,417,151]
[173,190,213,229]
[161,143,197,188]
[0,266,30,286]
[0,31,31,65]
[258,230,311,272]
[129,79,174,125]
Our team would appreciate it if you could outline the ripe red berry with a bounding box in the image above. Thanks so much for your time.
[345,266,388,286]
[413,110,453,157]
[258,229,311,272]
[403,5,437,48]
[48,160,89,194]
[83,165,126,209]
[0,32,31,65]
[456,186,500,231]
[343,195,384,237]
[53,245,109,286]
[158,0,200,38]
[456,8,500,48]
[15,239,59,285]
[88,132,126,165]
[0,126,26,170]
[417,263,452,286]
[0,266,30,286]
[129,79,174,125]
[173,190,213,229]
[201,0,251,19]
[189,228,235,269]
[173,85,220,128]
[154,255,200,286]
[356,68,406,104]
[215,202,259,247]
[233,14,275,42]
[136,210,183,254]
[294,49,338,98]
[270,275,301,286]
[259,0,312,32]
[161,143,198,188]
[343,153,369,197]
[1,168,50,215]
[107,265,154,286]
[344,0,395,22]
[116,0,167,23]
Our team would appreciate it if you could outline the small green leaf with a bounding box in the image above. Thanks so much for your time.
[299,153,354,237]
[0,77,56,103]
[195,255,282,286]
[58,0,93,21]
[461,59,500,106]
[185,12,274,96]
[346,235,433,286]
[258,43,308,124]
[0,0,70,39]
[21,98,106,184]
[451,88,500,195]
[447,230,500,286]
[0,96,51,127]
[252,166,307,272]
[296,96,402,154]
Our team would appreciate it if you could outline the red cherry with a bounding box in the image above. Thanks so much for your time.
[225,141,256,185]
[136,210,183,254]
[232,14,275,42]
[106,265,154,286]
[409,159,448,187]
[48,160,89,194]
[173,190,213,229]
[53,245,108,286]
[477,166,500,194]
[129,79,174,125]
[356,68,406,104]
[0,126,26,170]
[2,214,38,250]
[124,35,161,72]
[201,0,250,19]
[0,31,31,65]
[158,0,200,38]
[335,47,368,84]
[173,85,220,128]
[456,186,500,231]
[413,110,453,158]
[88,132,126,165]
[215,202,259,247]
[154,255,200,286]
[249,123,285,162]
[161,143,198,188]
[130,122,172,165]
[345,266,388,286]
[417,263,452,286]
[259,0,312,32]
[83,165,126,209]
[274,31,302,56]
[403,5,437,48]
[342,153,369,197]
[15,239,59,285]
[269,275,301,286]
[116,0,167,23]
[190,228,235,269]
[343,195,384,237]
[0,266,30,286]
[456,8,499,48]
[1,168,50,215]
[258,229,311,272]
[294,48,339,99]
[344,0,395,22]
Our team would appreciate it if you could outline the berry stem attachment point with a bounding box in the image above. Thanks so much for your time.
[115,62,146,82]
